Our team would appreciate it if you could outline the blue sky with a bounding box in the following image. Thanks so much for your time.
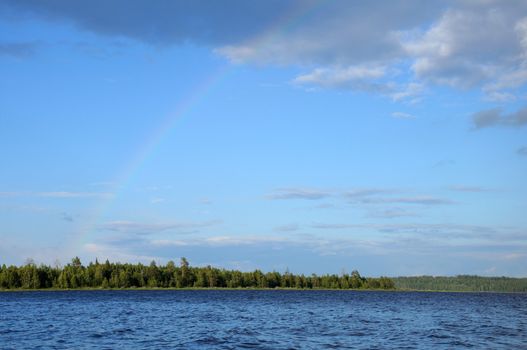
[1,0,526,276]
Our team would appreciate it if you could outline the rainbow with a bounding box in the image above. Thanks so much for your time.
[71,63,231,251]
[71,0,329,255]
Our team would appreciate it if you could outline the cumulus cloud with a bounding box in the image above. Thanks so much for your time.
[472,106,527,129]
[222,1,527,99]
[1,0,288,46]
[6,1,527,100]
[293,66,425,101]
[402,7,517,88]
[400,4,527,101]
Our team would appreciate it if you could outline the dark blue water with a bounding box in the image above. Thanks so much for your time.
[1,290,526,349]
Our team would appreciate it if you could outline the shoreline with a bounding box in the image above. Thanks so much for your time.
[1,287,524,294]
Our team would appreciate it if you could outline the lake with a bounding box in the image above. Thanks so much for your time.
[1,290,526,349]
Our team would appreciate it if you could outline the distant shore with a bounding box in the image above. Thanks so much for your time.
[2,258,526,293]
[1,287,526,293]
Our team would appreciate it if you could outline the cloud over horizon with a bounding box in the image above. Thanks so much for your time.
[98,220,221,235]
[266,188,332,200]
[357,196,454,206]
[77,226,527,276]
[0,191,113,199]
[447,185,493,193]
[4,1,527,101]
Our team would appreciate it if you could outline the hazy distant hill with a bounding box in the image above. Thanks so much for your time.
[393,275,527,293]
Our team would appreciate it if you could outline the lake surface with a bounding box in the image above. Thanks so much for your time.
[1,290,526,349]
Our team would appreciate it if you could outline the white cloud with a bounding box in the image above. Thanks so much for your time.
[273,224,300,232]
[367,208,419,219]
[75,222,527,275]
[389,82,425,102]
[344,188,394,198]
[266,187,332,200]
[502,253,527,260]
[401,5,527,99]
[7,1,527,101]
[83,243,161,263]
[483,90,517,103]
[147,235,292,248]
[447,185,493,193]
[0,191,113,198]
[222,2,527,101]
[293,65,386,87]
[150,197,164,204]
[38,191,113,198]
[293,67,425,102]
[0,192,23,197]
[359,196,454,205]
[199,197,212,205]
[310,222,526,242]
[87,226,527,269]
[402,3,525,88]
[403,9,503,87]
[391,112,416,119]
[150,239,189,247]
[204,235,289,246]
[98,220,221,235]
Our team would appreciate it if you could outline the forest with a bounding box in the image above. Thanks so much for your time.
[0,257,395,290]
[393,275,527,292]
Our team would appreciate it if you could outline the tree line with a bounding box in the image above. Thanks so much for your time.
[0,257,395,290]
[393,275,527,292]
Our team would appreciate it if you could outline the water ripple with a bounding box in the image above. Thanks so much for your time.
[0,290,526,349]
